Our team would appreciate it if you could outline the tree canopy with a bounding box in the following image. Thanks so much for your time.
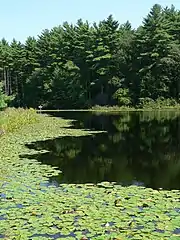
[0,4,180,109]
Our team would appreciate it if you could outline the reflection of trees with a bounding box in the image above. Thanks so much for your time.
[26,112,180,189]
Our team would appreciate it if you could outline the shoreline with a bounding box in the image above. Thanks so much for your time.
[36,107,180,113]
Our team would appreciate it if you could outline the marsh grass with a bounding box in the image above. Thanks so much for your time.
[91,104,180,112]
[0,108,40,134]
[91,105,136,112]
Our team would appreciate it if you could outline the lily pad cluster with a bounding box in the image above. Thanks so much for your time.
[0,114,180,239]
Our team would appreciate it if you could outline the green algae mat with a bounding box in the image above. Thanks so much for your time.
[0,115,180,239]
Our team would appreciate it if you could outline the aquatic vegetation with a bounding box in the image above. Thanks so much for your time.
[0,114,180,239]
[0,108,40,134]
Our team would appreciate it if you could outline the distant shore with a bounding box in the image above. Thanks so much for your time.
[36,105,180,113]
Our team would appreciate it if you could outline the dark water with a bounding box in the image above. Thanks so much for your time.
[23,111,180,190]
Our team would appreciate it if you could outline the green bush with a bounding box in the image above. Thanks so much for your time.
[0,89,7,110]
[113,88,131,106]
[138,97,180,109]
[138,98,155,108]
[0,83,14,110]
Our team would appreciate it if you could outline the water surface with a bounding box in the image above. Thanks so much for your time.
[24,111,180,189]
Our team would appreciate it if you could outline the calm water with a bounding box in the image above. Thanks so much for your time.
[24,111,180,189]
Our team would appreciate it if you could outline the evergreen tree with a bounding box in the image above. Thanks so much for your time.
[0,3,180,109]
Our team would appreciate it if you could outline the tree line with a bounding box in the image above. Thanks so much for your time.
[0,4,180,109]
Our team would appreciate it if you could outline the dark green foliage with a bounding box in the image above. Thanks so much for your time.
[0,4,180,108]
[0,84,6,109]
[0,83,13,110]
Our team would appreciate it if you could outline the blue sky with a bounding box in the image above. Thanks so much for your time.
[1,0,180,42]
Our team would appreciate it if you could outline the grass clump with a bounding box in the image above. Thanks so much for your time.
[0,108,40,135]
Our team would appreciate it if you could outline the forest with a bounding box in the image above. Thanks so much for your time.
[0,3,180,109]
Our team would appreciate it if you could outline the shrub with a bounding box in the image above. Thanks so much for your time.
[113,88,131,106]
[138,97,179,109]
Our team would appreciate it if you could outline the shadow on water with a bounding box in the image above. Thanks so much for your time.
[21,111,180,190]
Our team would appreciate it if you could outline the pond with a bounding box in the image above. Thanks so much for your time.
[24,111,180,190]
[1,111,180,239]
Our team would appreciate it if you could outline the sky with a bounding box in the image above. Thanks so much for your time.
[1,0,180,43]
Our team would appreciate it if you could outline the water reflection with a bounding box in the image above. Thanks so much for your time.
[23,111,180,189]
